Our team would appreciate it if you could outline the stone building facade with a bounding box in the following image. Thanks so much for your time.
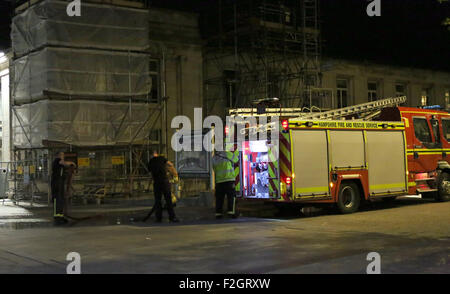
[321,58,450,110]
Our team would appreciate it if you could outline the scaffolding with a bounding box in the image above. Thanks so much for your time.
[202,0,321,114]
[7,0,168,203]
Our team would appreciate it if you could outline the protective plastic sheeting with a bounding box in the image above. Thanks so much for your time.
[12,47,151,103]
[12,0,149,56]
[13,99,160,148]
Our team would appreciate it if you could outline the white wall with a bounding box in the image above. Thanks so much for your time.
[1,68,10,164]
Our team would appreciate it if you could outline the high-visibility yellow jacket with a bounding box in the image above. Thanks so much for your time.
[212,151,239,184]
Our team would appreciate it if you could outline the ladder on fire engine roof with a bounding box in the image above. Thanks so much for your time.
[228,96,406,120]
[296,96,407,120]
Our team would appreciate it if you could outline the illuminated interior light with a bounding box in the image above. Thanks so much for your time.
[0,52,6,64]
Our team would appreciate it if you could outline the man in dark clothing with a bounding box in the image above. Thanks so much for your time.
[51,151,76,225]
[148,151,179,223]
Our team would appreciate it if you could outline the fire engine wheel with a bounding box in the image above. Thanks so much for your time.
[436,172,450,202]
[337,182,361,214]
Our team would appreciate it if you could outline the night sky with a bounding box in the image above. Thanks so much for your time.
[0,0,449,71]
[0,0,12,51]
[320,0,450,71]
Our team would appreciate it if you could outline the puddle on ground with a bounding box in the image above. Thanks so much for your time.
[0,219,53,229]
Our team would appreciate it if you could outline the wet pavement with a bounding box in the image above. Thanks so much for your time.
[0,197,449,273]
[0,199,216,229]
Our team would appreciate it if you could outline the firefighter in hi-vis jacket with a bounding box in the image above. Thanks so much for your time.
[212,150,239,219]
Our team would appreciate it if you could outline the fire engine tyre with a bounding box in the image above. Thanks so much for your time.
[436,172,450,202]
[337,182,361,214]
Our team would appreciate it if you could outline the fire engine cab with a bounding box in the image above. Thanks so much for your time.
[379,106,450,200]
[229,96,450,214]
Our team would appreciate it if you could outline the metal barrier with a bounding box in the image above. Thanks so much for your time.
[0,160,45,206]
[0,167,8,205]
[1,148,155,206]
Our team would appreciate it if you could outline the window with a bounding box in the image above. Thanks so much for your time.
[149,60,159,103]
[336,79,349,108]
[413,117,432,143]
[368,81,378,102]
[421,88,431,106]
[442,119,450,141]
[395,84,406,97]
[421,90,427,106]
[445,90,450,110]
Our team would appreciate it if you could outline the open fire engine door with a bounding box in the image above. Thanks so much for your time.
[240,140,280,199]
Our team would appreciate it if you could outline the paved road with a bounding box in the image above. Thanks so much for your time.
[0,198,449,274]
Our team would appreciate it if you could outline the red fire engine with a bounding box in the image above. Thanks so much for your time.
[229,97,450,214]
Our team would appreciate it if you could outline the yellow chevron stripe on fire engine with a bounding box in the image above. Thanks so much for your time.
[408,182,416,187]
[280,140,290,155]
[279,138,291,177]
[280,160,290,177]
[402,132,409,189]
[268,165,276,180]
[268,149,278,195]
[280,145,290,164]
